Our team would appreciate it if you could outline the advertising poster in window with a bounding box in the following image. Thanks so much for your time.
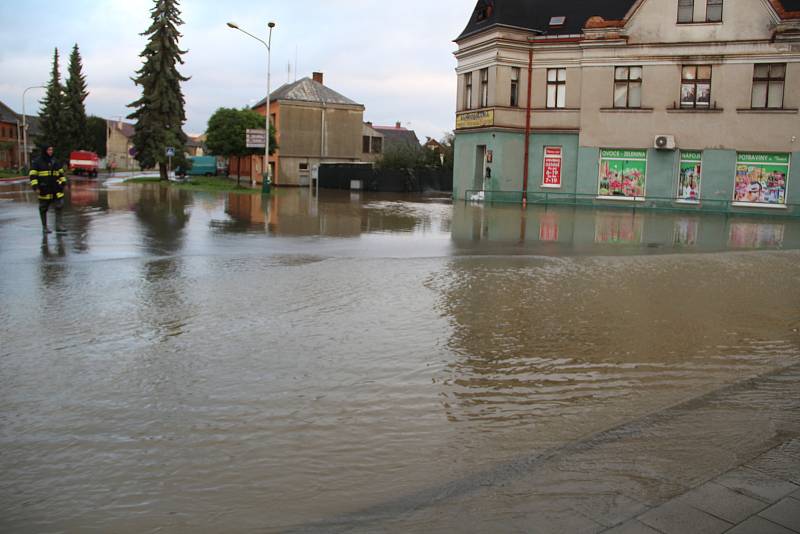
[733,152,790,206]
[678,151,702,202]
[598,149,647,199]
[542,146,562,188]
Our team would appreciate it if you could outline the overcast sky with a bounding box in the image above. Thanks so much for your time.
[0,0,472,142]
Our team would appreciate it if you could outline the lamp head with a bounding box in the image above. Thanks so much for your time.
[268,22,276,28]
[226,22,239,29]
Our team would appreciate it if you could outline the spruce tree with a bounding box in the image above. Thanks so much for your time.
[63,44,89,154]
[127,0,190,179]
[38,48,66,160]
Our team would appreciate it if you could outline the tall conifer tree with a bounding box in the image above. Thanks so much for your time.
[63,44,89,154]
[127,0,189,179]
[38,48,66,159]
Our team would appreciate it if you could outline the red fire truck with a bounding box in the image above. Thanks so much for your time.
[69,150,100,177]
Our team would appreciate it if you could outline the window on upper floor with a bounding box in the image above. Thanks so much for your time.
[510,67,520,107]
[371,137,382,154]
[464,72,473,110]
[362,136,371,153]
[678,0,694,23]
[480,68,489,108]
[614,66,642,108]
[678,0,723,23]
[705,0,723,22]
[546,68,566,109]
[751,64,785,109]
[680,65,712,108]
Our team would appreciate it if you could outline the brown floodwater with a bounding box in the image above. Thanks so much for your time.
[1,179,799,532]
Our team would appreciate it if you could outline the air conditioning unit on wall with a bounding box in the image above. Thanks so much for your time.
[654,135,676,150]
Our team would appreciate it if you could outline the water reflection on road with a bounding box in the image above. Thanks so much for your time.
[1,180,799,532]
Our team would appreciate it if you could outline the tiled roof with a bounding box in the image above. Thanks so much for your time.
[0,101,19,124]
[372,125,421,150]
[107,119,135,138]
[457,0,636,40]
[253,77,363,108]
[458,0,800,40]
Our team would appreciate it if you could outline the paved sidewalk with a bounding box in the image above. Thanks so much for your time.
[605,439,800,533]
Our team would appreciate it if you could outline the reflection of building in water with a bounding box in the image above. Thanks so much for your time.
[594,212,644,244]
[729,222,786,249]
[673,218,700,246]
[451,203,800,253]
[68,182,99,207]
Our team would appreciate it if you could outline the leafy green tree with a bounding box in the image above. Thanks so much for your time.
[205,107,277,157]
[85,116,108,157]
[127,0,190,179]
[377,144,423,170]
[38,48,66,159]
[205,107,277,185]
[63,44,89,154]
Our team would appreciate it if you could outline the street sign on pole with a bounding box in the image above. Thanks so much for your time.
[165,147,175,157]
[246,129,267,148]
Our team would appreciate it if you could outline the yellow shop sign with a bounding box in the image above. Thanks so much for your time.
[456,110,494,129]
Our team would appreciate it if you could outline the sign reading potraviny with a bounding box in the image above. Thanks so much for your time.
[246,129,267,149]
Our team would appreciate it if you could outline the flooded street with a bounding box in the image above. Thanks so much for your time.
[1,179,799,533]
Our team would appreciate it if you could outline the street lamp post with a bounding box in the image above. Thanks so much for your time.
[228,21,275,194]
[22,85,46,170]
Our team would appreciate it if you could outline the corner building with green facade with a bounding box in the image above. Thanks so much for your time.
[453,0,800,215]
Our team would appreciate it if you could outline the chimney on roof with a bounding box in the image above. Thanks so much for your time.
[366,121,372,126]
[396,121,401,128]
[313,72,324,85]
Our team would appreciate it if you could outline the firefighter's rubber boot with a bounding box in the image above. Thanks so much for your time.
[40,209,52,234]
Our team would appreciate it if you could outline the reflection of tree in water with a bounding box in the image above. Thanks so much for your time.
[133,184,192,255]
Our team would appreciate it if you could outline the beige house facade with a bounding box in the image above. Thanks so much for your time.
[454,0,800,215]
[233,72,365,186]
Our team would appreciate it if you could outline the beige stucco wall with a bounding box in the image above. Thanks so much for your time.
[276,102,364,185]
[626,0,779,44]
[454,0,800,152]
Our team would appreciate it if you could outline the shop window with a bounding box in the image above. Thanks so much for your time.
[680,65,712,108]
[546,68,566,109]
[510,67,520,107]
[677,151,702,202]
[480,68,489,108]
[751,64,785,109]
[733,152,789,206]
[613,66,642,108]
[598,149,647,200]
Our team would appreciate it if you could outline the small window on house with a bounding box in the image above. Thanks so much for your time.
[475,1,493,21]
[706,0,723,22]
[681,65,712,108]
[362,135,371,153]
[546,68,566,109]
[299,163,309,171]
[371,137,382,154]
[464,72,473,110]
[510,67,520,107]
[614,66,642,108]
[480,68,489,108]
[752,64,785,109]
[549,16,566,26]
[678,0,694,23]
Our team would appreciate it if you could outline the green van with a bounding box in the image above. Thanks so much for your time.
[178,156,217,177]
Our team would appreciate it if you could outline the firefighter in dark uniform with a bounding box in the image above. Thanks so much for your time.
[29,145,68,233]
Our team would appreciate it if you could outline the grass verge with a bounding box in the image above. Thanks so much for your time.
[125,175,260,194]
